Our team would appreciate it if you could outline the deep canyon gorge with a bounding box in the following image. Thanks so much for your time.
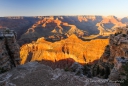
[1,15,128,86]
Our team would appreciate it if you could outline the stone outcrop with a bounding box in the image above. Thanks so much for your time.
[69,62,84,76]
[20,34,108,69]
[0,62,120,86]
[121,17,128,23]
[0,28,20,73]
[109,57,128,81]
[92,26,128,80]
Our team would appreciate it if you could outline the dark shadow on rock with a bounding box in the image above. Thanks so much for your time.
[91,45,113,79]
[25,52,33,63]
[38,58,75,69]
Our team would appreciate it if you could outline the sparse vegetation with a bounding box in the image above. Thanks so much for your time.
[115,33,118,36]
[64,67,69,71]
[0,67,7,74]
[122,34,126,37]
[83,63,91,75]
[5,29,10,34]
[115,32,122,36]
[120,63,128,86]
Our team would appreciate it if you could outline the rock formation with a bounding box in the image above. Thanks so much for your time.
[20,34,108,69]
[92,26,128,80]
[0,62,119,86]
[0,17,39,40]
[109,57,128,81]
[69,62,84,76]
[1,16,128,85]
[19,17,88,45]
[18,16,128,46]
[96,16,126,35]
[0,28,20,73]
[0,16,128,46]
[121,17,128,24]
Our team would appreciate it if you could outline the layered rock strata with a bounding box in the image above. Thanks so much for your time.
[92,26,128,80]
[0,29,20,73]
[20,35,108,69]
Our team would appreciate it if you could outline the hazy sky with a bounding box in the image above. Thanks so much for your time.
[0,0,128,18]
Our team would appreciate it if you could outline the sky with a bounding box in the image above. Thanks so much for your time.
[0,0,128,18]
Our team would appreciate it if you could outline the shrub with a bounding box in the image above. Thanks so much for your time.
[0,67,7,74]
[83,63,91,75]
[115,32,121,36]
[64,67,69,71]
[122,34,126,37]
[120,63,128,86]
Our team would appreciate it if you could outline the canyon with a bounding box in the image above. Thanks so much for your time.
[0,15,128,71]
[20,34,108,68]
[1,15,128,85]
[17,15,127,69]
[0,15,127,45]
[19,16,126,45]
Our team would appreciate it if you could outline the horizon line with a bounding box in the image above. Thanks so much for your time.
[0,15,127,18]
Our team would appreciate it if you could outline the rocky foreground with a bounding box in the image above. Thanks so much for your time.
[0,62,119,86]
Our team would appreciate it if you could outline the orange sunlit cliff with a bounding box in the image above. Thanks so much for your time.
[20,34,108,68]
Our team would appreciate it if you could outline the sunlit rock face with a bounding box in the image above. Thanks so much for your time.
[20,34,108,68]
[101,27,128,63]
[96,16,126,35]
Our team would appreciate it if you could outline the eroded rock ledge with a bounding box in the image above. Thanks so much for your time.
[92,26,128,81]
[0,62,119,86]
[0,28,20,73]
